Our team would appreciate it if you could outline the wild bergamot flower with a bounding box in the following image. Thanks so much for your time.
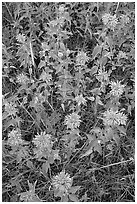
[7,128,23,146]
[102,13,118,30]
[75,94,86,106]
[16,73,29,85]
[52,171,73,196]
[118,51,128,59]
[64,112,81,130]
[39,71,52,82]
[120,14,130,25]
[4,101,18,116]
[102,109,127,126]
[33,132,53,158]
[76,51,89,66]
[16,33,26,43]
[58,5,65,14]
[110,81,125,97]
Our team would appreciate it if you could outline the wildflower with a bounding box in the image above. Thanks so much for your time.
[102,13,118,30]
[52,171,72,196]
[110,81,125,97]
[4,101,18,116]
[16,73,29,85]
[97,70,109,82]
[102,109,127,126]
[58,5,65,14]
[120,14,130,25]
[40,71,52,82]
[33,132,53,158]
[118,51,128,59]
[76,51,89,66]
[16,33,26,43]
[7,128,23,146]
[64,112,81,130]
[75,94,86,106]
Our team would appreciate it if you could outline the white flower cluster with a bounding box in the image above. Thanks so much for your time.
[33,132,53,158]
[7,128,23,146]
[16,33,26,43]
[76,51,89,66]
[102,109,127,126]
[118,51,128,59]
[75,94,86,106]
[52,171,72,196]
[64,112,81,130]
[16,73,29,85]
[40,71,52,82]
[4,101,18,116]
[120,14,130,25]
[110,81,125,97]
[102,13,118,30]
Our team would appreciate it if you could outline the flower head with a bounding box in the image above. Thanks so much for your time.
[7,128,23,146]
[33,132,53,158]
[118,51,128,59]
[16,73,29,85]
[16,34,26,43]
[39,71,52,82]
[58,5,65,14]
[120,14,130,25]
[76,51,89,66]
[110,81,125,97]
[4,101,18,116]
[96,70,109,82]
[102,109,127,126]
[64,112,81,130]
[102,13,118,30]
[75,94,86,106]
[52,171,72,196]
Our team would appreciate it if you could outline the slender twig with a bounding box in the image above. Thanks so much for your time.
[90,158,134,172]
[29,40,35,68]
[115,2,119,14]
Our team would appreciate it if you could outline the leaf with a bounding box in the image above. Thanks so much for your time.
[62,195,69,202]
[93,142,102,155]
[80,145,93,158]
[116,125,126,135]
[96,96,104,106]
[26,160,34,169]
[69,186,81,193]
[38,60,46,69]
[90,66,98,75]
[113,133,120,145]
[91,45,102,60]
[69,194,79,202]
[107,144,113,151]
[41,162,49,175]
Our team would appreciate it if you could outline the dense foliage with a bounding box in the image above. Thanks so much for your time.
[2,2,135,202]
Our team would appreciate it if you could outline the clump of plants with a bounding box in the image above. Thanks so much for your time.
[2,2,135,202]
